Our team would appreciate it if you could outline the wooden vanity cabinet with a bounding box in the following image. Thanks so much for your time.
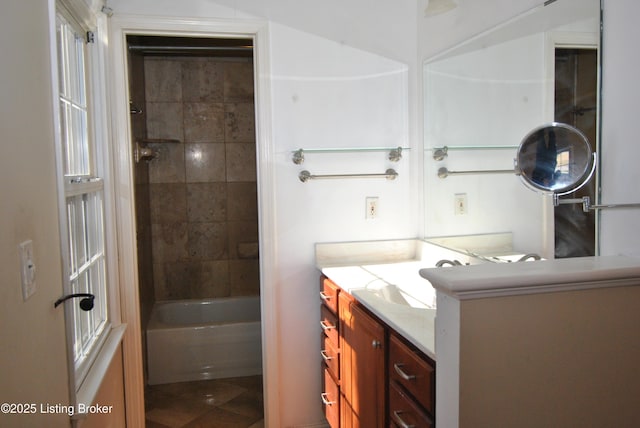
[320,275,435,427]
[320,277,341,428]
[339,291,386,428]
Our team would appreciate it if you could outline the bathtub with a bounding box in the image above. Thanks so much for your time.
[146,296,262,385]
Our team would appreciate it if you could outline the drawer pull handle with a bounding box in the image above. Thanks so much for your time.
[320,350,333,361]
[321,392,336,406]
[320,320,336,331]
[372,340,382,349]
[392,410,416,428]
[394,363,416,380]
[320,291,332,301]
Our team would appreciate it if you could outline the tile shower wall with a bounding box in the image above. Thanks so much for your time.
[144,55,259,300]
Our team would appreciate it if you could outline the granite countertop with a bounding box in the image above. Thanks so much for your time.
[321,261,437,360]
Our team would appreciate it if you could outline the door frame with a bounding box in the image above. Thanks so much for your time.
[545,30,600,257]
[107,14,279,427]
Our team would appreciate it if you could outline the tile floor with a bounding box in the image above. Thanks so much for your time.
[145,375,264,428]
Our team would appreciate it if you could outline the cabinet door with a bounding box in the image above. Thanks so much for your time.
[340,294,386,428]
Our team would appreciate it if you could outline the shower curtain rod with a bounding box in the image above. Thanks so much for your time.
[128,45,253,52]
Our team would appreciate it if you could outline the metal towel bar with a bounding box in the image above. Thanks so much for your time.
[438,167,514,178]
[299,169,398,183]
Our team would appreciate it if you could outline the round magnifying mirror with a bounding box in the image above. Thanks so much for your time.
[516,122,595,194]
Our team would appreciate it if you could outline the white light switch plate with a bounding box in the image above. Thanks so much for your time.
[19,240,36,301]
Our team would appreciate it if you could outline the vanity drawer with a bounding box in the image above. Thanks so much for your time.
[389,381,433,428]
[320,276,340,314]
[321,333,340,381]
[321,304,339,347]
[322,367,340,428]
[389,333,435,415]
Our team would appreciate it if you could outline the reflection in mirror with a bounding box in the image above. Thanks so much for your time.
[516,122,594,194]
[423,0,601,259]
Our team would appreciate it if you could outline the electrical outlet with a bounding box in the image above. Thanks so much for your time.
[454,193,467,215]
[366,197,379,219]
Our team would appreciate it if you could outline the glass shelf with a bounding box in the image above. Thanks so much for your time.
[292,146,408,164]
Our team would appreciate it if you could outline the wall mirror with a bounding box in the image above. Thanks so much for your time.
[423,0,601,259]
[516,122,595,194]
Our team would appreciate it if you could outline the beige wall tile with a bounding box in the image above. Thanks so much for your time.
[184,102,225,143]
[148,142,185,183]
[226,142,257,182]
[185,143,226,182]
[145,55,259,301]
[151,223,189,262]
[187,182,227,222]
[224,103,256,142]
[196,261,231,298]
[229,260,260,296]
[150,183,187,224]
[227,182,257,221]
[188,222,228,260]
[146,102,184,141]
[224,61,255,102]
[183,58,224,102]
[227,221,259,260]
[144,58,182,102]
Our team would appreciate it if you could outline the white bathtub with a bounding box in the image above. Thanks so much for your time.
[146,296,262,385]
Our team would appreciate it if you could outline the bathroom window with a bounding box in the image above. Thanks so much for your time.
[55,9,110,392]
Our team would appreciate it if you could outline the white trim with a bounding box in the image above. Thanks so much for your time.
[49,0,128,417]
[435,292,460,428]
[73,324,127,419]
[47,0,78,403]
[544,30,600,259]
[107,14,279,427]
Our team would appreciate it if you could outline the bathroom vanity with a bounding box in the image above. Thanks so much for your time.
[317,239,640,427]
[316,238,473,428]
[319,274,436,428]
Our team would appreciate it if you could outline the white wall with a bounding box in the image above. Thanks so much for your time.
[418,0,541,61]
[269,24,415,425]
[109,0,418,425]
[599,0,640,257]
[0,1,71,427]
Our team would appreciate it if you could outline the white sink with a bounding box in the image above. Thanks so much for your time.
[360,262,437,309]
[357,284,435,309]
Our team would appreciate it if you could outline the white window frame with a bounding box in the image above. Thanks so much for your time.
[49,0,125,417]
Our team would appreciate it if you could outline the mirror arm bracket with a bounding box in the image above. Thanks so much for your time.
[554,195,640,213]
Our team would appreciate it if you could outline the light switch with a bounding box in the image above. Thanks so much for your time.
[19,240,36,301]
